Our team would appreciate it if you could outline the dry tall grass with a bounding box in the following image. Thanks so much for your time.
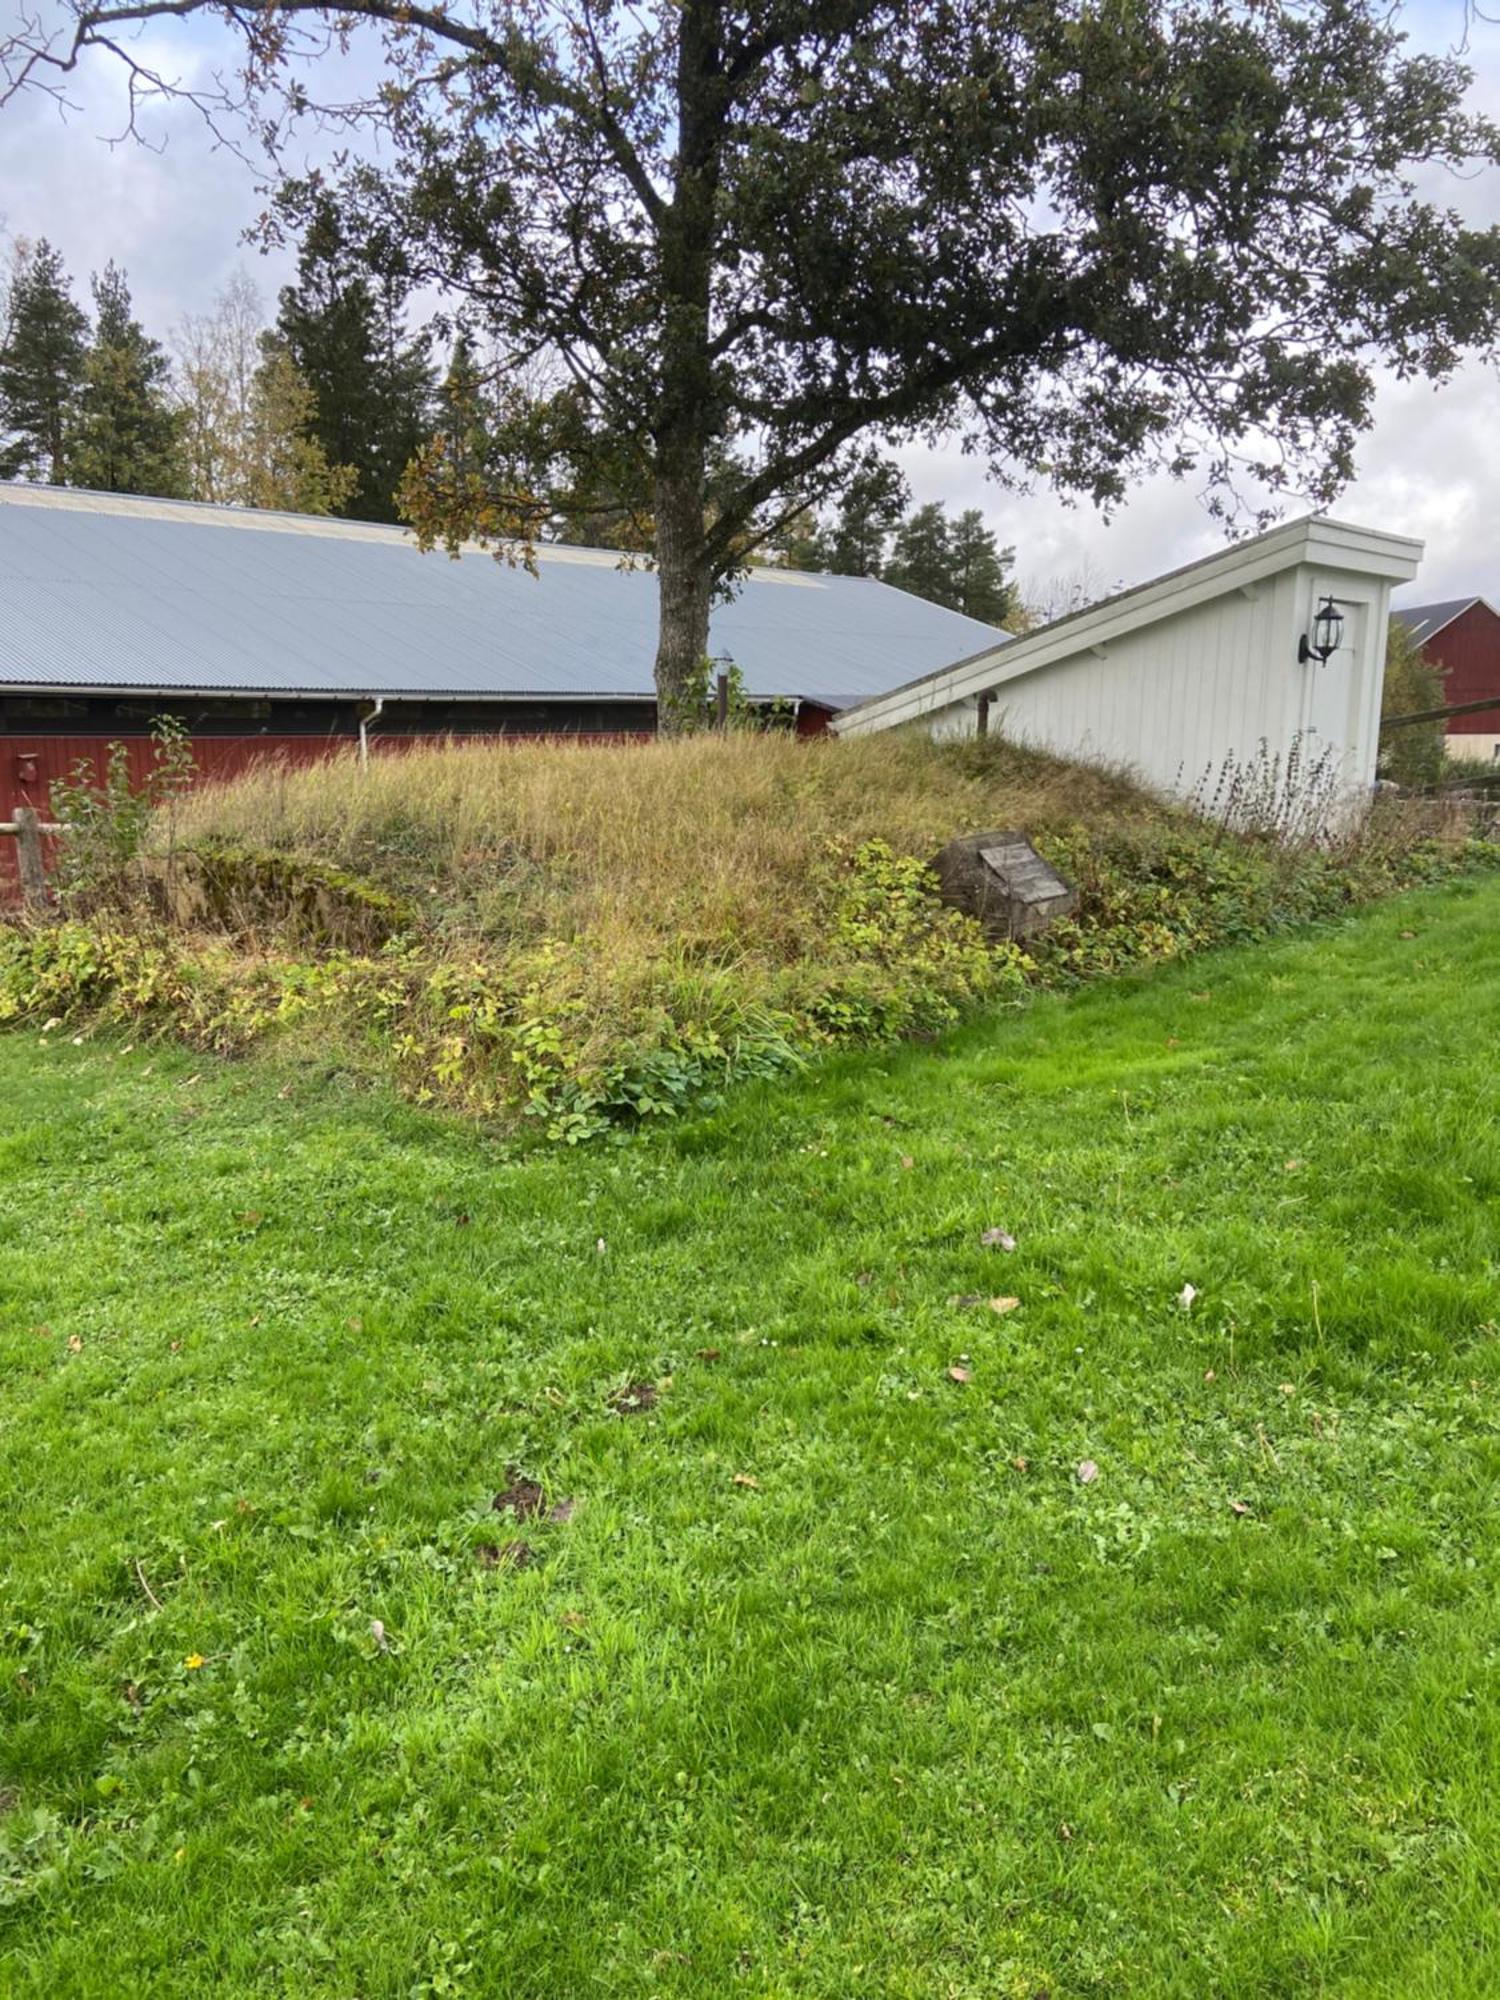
[170,729,1159,955]
[26,725,1490,1136]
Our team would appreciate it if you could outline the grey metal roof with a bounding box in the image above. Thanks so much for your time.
[1391,597,1481,644]
[0,484,1009,710]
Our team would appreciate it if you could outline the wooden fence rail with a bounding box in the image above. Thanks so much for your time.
[0,809,65,908]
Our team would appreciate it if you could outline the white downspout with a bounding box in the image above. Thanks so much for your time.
[359,697,385,771]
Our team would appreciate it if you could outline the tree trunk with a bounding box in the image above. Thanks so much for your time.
[650,0,723,736]
[653,442,713,734]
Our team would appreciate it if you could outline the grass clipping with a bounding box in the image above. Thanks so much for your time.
[2,730,1490,1137]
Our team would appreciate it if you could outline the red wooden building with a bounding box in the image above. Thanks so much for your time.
[1392,596,1500,763]
[1,483,1011,894]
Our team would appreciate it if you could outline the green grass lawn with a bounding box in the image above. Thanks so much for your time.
[2,877,1498,1998]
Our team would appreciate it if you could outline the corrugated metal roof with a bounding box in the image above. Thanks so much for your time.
[1390,596,1482,645]
[0,483,1009,709]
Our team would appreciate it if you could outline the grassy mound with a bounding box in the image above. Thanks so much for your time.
[1,731,1491,1135]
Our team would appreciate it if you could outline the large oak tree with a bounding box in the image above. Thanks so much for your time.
[5,0,1500,726]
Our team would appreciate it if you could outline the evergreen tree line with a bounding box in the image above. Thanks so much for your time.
[771,462,1021,627]
[0,216,431,523]
[1,217,1021,627]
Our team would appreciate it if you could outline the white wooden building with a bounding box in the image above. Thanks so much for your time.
[833,515,1423,803]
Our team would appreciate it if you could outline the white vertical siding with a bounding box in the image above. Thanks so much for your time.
[925,559,1394,804]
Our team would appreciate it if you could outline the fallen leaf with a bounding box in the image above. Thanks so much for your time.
[560,1609,588,1632]
[455,1213,471,1228]
[732,1472,761,1489]
[370,1619,389,1650]
[237,1210,264,1227]
[1011,1455,1029,1472]
[900,1155,915,1172]
[1283,1159,1304,1174]
[1165,1035,1180,1049]
[695,1346,721,1362]
[1059,1822,1074,1841]
[1279,1382,1295,1397]
[947,1365,973,1383]
[1228,1498,1252,1517]
[596,1237,607,1255]
[980,1227,1017,1252]
[854,1271,874,1287]
[948,1293,986,1308]
[1177,1283,1198,1309]
[1399,929,1416,940]
[1076,1459,1100,1485]
[66,1334,83,1354]
[1203,1368,1216,1383]
[990,1296,1020,1315]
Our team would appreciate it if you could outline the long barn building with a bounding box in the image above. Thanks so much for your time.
[0,480,1009,822]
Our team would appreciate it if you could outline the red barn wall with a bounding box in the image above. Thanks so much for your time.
[1419,601,1500,737]
[0,727,654,900]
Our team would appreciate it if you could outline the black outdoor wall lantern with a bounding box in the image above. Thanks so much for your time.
[1298,595,1345,665]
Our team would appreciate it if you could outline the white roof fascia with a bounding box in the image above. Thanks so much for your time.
[834,515,1423,737]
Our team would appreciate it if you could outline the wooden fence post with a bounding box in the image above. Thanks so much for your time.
[975,692,991,740]
[14,806,47,907]
[715,670,730,731]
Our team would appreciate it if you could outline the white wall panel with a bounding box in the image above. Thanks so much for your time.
[925,560,1393,805]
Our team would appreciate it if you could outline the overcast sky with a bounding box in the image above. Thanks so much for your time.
[2,0,1497,614]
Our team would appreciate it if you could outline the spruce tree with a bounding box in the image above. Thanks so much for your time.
[70,263,187,495]
[948,510,1018,626]
[275,197,433,523]
[0,239,87,483]
[815,462,908,578]
[884,502,957,607]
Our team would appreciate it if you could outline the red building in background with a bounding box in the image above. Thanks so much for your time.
[1392,596,1500,763]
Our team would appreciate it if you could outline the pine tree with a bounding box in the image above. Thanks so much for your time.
[0,239,88,483]
[275,197,433,523]
[884,502,956,606]
[947,509,1018,625]
[70,263,187,495]
[814,461,908,577]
